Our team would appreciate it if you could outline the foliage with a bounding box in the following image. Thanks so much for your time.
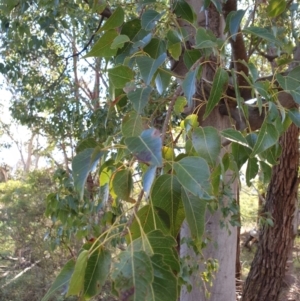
[0,0,299,300]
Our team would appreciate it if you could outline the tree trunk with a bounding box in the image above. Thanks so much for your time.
[242,122,299,301]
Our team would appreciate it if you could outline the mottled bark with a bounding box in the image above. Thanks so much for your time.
[242,122,299,301]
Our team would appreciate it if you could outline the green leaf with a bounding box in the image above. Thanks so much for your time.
[182,66,199,107]
[122,111,144,137]
[129,205,170,241]
[128,86,152,113]
[195,28,217,49]
[72,148,103,199]
[245,157,258,186]
[151,174,184,237]
[144,38,167,59]
[125,128,163,166]
[168,42,182,60]
[173,157,212,199]
[173,0,196,23]
[288,109,300,127]
[41,259,75,301]
[111,34,130,49]
[181,188,206,246]
[141,10,163,30]
[259,161,272,184]
[97,6,124,32]
[221,128,249,147]
[192,127,221,167]
[148,254,178,301]
[251,122,279,156]
[143,165,157,196]
[267,0,286,17]
[225,10,246,42]
[174,96,187,115]
[243,27,280,45]
[182,114,199,132]
[111,251,153,301]
[258,143,281,165]
[132,33,152,50]
[85,29,118,57]
[112,169,133,201]
[108,65,134,89]
[67,250,89,296]
[136,53,167,85]
[231,142,251,170]
[131,230,180,272]
[155,68,171,95]
[84,248,111,299]
[76,138,98,153]
[183,49,202,69]
[204,68,228,119]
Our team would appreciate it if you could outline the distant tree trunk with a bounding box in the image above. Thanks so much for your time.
[242,122,299,301]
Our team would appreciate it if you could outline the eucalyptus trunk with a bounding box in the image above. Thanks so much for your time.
[242,122,299,301]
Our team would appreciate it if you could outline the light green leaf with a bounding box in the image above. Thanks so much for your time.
[182,114,199,132]
[221,128,249,147]
[125,128,163,166]
[245,157,258,186]
[141,10,163,30]
[182,67,199,107]
[174,96,187,115]
[192,126,221,167]
[267,0,286,17]
[85,29,118,57]
[84,248,111,299]
[173,157,212,199]
[173,0,196,23]
[243,27,280,45]
[112,251,153,301]
[168,42,182,60]
[136,53,167,85]
[195,27,217,49]
[128,86,152,113]
[97,6,124,32]
[72,148,103,199]
[181,188,206,246]
[122,111,144,137]
[112,169,133,201]
[41,259,75,301]
[111,34,130,49]
[67,250,89,296]
[204,68,228,119]
[151,174,184,237]
[108,65,134,89]
[251,122,279,156]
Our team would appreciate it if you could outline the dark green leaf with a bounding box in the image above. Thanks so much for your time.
[97,6,124,32]
[85,29,118,57]
[288,109,300,127]
[84,248,111,299]
[245,157,258,186]
[136,53,167,85]
[41,259,75,301]
[122,111,144,137]
[111,251,153,301]
[141,10,163,30]
[183,49,202,69]
[225,10,246,41]
[181,188,206,246]
[174,157,212,199]
[155,68,171,95]
[72,148,103,199]
[125,128,163,166]
[231,142,251,170]
[151,174,184,237]
[243,27,280,45]
[128,86,152,113]
[112,169,133,201]
[192,126,221,167]
[204,68,228,118]
[173,0,196,23]
[251,122,279,156]
[195,28,217,49]
[144,38,167,59]
[259,161,272,184]
[108,65,134,88]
